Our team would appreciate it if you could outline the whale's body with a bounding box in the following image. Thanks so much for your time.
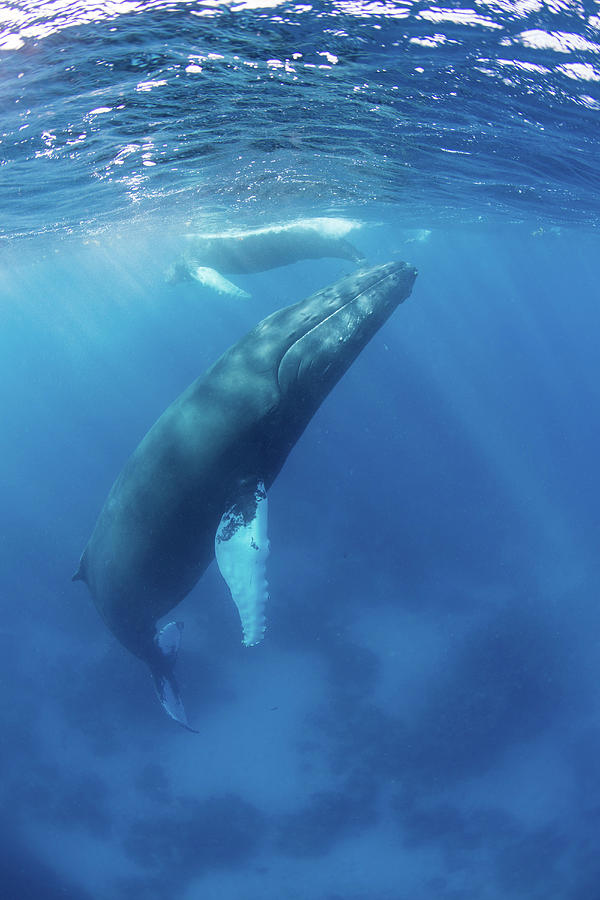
[168,217,366,297]
[184,217,365,274]
[74,261,417,729]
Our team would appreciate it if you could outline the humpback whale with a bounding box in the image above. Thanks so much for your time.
[74,261,417,729]
[167,217,365,298]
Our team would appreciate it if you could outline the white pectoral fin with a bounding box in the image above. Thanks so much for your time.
[190,266,251,300]
[215,481,269,647]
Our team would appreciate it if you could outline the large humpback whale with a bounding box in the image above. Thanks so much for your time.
[167,217,365,298]
[74,261,417,729]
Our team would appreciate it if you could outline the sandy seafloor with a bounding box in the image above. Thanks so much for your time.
[2,219,600,899]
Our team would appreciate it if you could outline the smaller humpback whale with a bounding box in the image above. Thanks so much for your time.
[167,217,365,298]
[74,260,417,729]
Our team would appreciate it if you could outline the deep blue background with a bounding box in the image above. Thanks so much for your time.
[2,222,600,898]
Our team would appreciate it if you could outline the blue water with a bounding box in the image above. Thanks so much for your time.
[2,2,600,899]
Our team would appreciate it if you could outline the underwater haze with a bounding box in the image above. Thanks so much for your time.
[2,2,600,899]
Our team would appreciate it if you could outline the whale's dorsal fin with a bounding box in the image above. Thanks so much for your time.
[215,480,269,647]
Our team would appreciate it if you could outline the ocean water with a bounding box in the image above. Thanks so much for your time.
[2,2,600,899]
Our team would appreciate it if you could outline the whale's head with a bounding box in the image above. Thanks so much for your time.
[274,260,417,405]
[206,260,417,477]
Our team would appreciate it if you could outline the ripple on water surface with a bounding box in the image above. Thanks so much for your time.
[1,0,599,239]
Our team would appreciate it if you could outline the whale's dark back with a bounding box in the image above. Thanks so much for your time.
[75,261,417,659]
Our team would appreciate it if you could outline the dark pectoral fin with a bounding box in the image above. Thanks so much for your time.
[72,550,88,583]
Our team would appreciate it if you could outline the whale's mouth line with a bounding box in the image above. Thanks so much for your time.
[276,263,409,387]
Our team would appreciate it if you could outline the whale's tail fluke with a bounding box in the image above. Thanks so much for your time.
[149,621,198,733]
